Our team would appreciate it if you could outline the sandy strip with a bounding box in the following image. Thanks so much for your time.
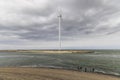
[0,50,93,54]
[0,67,119,80]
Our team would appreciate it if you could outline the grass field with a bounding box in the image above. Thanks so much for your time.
[0,67,119,80]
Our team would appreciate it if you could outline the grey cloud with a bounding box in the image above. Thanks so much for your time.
[21,5,54,17]
[0,0,120,41]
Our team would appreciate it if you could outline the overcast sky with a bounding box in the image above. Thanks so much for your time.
[0,0,120,49]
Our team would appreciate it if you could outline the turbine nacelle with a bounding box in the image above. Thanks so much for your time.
[58,14,62,18]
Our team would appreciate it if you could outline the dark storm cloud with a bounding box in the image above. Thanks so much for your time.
[0,0,120,41]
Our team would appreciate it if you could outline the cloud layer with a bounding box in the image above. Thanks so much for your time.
[0,0,120,49]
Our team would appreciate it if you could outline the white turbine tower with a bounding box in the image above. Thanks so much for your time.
[58,9,62,51]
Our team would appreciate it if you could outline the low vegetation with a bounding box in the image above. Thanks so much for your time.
[0,50,94,54]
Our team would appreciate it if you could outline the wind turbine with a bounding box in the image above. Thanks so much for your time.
[58,9,62,51]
